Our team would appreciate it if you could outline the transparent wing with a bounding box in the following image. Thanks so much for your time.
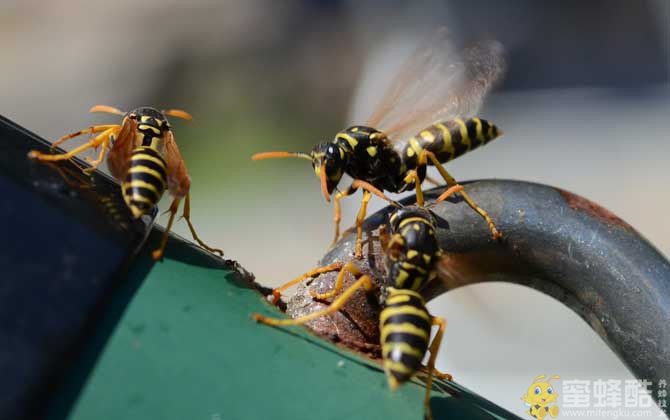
[366,27,506,143]
[435,252,479,290]
[164,130,191,197]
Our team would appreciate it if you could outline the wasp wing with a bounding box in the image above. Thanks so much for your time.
[366,28,506,144]
[434,252,482,290]
[365,28,460,129]
[164,130,191,198]
[107,117,137,180]
[435,250,522,288]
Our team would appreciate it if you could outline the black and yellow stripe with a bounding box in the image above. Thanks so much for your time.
[122,146,167,218]
[380,288,431,389]
[387,206,441,291]
[403,117,501,165]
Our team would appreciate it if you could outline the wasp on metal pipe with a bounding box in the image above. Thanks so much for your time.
[28,105,223,260]
[253,185,464,420]
[252,28,506,258]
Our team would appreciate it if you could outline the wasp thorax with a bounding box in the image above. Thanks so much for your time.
[127,107,171,149]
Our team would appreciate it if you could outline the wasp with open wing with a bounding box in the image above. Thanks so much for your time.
[28,105,223,260]
[253,28,507,258]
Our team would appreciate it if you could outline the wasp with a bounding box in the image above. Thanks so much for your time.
[254,185,464,420]
[253,28,506,258]
[28,105,223,260]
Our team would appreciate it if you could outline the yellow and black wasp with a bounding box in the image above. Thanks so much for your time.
[253,28,506,258]
[28,105,223,260]
[253,184,465,420]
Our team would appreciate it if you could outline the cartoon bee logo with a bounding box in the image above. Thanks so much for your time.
[521,375,560,419]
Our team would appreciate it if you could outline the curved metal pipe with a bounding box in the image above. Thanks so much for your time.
[287,179,670,388]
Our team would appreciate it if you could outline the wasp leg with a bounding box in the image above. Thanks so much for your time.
[331,184,358,247]
[332,180,401,251]
[384,233,406,262]
[404,170,425,207]
[350,180,401,208]
[152,197,181,260]
[181,192,224,257]
[379,224,390,251]
[309,261,365,300]
[429,185,464,207]
[354,190,372,259]
[347,179,402,259]
[83,131,119,174]
[28,126,119,165]
[419,150,501,240]
[253,264,374,327]
[432,368,453,381]
[83,145,107,174]
[379,225,407,263]
[270,262,343,305]
[50,124,119,150]
[378,217,404,260]
[419,365,452,381]
[423,316,447,420]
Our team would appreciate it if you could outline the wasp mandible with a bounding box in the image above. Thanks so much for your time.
[28,105,223,260]
[253,28,506,258]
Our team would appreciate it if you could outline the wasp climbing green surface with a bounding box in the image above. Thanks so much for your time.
[28,105,223,260]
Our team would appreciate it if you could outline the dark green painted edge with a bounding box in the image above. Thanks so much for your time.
[49,231,521,420]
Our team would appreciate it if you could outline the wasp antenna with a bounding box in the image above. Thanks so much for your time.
[89,105,125,115]
[163,109,193,121]
[251,151,312,161]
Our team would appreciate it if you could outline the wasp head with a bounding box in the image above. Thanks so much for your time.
[126,107,171,132]
[251,139,350,202]
[388,205,436,233]
[310,142,348,202]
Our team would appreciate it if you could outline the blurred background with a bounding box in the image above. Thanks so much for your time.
[2,0,668,418]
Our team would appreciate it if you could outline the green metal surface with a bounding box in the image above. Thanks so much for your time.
[61,234,518,420]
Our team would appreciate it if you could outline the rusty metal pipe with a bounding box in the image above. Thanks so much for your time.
[287,179,670,390]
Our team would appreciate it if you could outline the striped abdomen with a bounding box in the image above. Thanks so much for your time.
[403,117,501,166]
[122,146,167,218]
[380,288,431,390]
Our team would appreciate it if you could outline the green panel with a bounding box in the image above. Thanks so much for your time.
[63,235,519,420]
